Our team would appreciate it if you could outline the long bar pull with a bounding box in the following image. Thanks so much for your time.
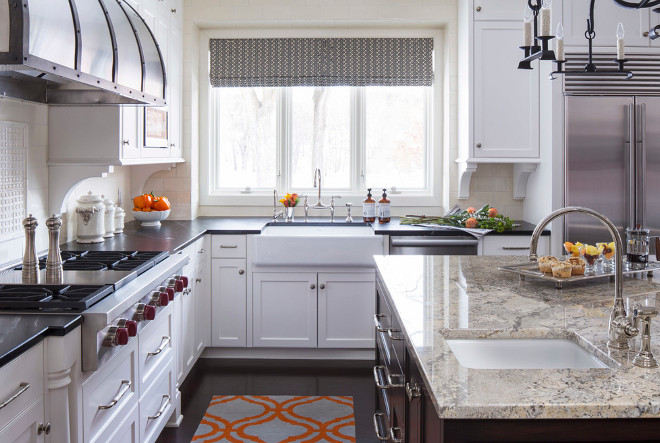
[626,103,635,230]
[638,103,647,228]
[148,394,171,420]
[147,336,171,356]
[98,380,131,410]
[0,382,30,410]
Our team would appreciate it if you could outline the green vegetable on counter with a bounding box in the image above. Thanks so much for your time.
[401,205,516,233]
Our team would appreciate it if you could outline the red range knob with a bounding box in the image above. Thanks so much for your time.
[143,305,156,320]
[125,320,137,336]
[179,276,189,288]
[159,292,169,306]
[166,287,175,300]
[115,327,129,346]
[175,280,184,293]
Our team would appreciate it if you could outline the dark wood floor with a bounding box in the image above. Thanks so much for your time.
[156,358,379,443]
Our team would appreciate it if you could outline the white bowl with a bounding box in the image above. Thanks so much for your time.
[132,209,170,226]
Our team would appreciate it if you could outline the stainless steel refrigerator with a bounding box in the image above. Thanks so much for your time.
[565,96,660,252]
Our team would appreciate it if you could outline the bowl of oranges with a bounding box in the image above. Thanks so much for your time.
[132,192,171,226]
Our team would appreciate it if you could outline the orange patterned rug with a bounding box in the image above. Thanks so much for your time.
[192,395,356,443]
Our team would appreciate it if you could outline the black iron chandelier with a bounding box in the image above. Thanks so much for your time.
[518,0,660,79]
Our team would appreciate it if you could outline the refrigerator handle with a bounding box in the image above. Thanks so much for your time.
[625,103,635,231]
[638,103,647,228]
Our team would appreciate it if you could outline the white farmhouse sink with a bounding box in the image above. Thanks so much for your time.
[445,338,609,370]
[253,223,384,267]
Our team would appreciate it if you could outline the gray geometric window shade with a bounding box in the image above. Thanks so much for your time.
[209,38,434,87]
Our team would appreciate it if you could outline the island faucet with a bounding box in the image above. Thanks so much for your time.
[528,206,639,351]
[312,168,328,209]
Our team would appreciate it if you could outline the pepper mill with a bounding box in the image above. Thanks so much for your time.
[45,214,63,283]
[22,214,39,283]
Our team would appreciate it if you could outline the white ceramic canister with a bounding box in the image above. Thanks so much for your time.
[76,191,105,243]
[102,195,115,238]
[114,205,125,234]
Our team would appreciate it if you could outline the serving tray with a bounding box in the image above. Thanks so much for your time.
[499,260,660,289]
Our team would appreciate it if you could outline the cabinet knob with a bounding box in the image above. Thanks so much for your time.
[475,5,481,11]
[319,284,325,289]
[476,142,482,148]
[122,140,129,145]
[238,269,244,275]
[195,278,202,283]
[310,284,316,289]
[644,31,650,37]
[171,8,177,13]
[37,423,51,435]
[170,142,175,147]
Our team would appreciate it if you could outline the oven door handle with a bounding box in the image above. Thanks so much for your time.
[390,238,478,247]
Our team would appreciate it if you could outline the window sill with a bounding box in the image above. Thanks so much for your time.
[199,192,440,207]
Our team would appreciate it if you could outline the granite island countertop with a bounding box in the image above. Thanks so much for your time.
[375,255,660,419]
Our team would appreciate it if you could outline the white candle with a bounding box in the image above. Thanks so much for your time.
[556,23,565,60]
[524,20,533,46]
[616,22,625,60]
[540,0,551,36]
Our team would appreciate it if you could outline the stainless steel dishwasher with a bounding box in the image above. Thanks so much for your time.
[389,235,479,255]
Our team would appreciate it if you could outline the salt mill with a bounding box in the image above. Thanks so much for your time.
[22,214,39,283]
[45,214,63,282]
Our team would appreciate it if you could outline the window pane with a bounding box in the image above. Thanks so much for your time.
[213,88,278,190]
[290,87,351,189]
[365,87,427,190]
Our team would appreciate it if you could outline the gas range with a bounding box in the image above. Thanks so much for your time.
[0,249,190,371]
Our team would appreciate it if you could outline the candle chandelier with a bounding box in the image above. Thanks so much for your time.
[518,0,660,79]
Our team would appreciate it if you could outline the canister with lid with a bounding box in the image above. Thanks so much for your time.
[76,191,105,243]
[102,195,115,238]
[114,205,125,234]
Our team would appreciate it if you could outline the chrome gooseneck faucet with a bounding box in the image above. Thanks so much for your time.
[312,168,328,209]
[529,206,639,351]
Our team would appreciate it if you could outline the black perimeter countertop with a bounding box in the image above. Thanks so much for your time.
[0,314,82,369]
[0,217,546,368]
[60,217,549,255]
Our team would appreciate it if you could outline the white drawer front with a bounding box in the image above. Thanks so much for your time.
[138,305,173,395]
[0,342,43,431]
[481,235,550,256]
[83,340,138,443]
[93,402,139,443]
[139,364,173,443]
[211,235,246,258]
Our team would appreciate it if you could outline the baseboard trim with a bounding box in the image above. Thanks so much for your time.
[200,347,375,360]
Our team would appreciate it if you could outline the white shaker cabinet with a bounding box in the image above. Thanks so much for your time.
[252,273,318,348]
[195,236,211,356]
[0,397,45,443]
[561,0,650,48]
[317,273,375,349]
[211,258,248,347]
[472,20,539,159]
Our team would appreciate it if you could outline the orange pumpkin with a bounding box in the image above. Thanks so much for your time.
[152,196,171,211]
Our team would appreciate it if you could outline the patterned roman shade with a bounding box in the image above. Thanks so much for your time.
[209,38,434,87]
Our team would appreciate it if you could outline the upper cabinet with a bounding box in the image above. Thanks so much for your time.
[561,1,651,48]
[47,0,184,166]
[457,0,540,199]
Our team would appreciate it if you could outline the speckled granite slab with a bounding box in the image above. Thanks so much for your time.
[374,255,660,419]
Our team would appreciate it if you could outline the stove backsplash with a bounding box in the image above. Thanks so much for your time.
[0,98,132,268]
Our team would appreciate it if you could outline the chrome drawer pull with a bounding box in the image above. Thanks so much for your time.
[148,336,171,356]
[390,426,403,443]
[148,394,171,420]
[373,314,388,333]
[220,245,238,249]
[387,328,405,341]
[372,412,389,441]
[0,382,29,410]
[406,382,422,401]
[501,246,530,250]
[387,372,405,389]
[98,380,131,410]
[373,365,389,389]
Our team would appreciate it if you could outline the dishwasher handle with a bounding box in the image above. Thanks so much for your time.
[390,237,478,247]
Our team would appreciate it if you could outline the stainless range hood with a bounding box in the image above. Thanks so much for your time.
[0,0,166,105]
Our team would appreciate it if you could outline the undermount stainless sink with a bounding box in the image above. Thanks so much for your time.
[445,338,610,370]
[253,223,384,267]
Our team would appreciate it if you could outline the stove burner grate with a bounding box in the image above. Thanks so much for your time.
[0,284,113,310]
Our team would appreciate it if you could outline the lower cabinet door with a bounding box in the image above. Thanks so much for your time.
[0,396,45,443]
[139,364,174,443]
[252,272,317,348]
[94,402,139,443]
[211,258,247,347]
[318,272,375,348]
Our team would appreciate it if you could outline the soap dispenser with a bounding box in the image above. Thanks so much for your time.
[363,188,376,223]
[378,189,391,224]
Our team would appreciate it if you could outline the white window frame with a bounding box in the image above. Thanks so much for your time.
[199,26,444,207]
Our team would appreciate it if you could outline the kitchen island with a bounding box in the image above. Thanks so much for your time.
[375,255,660,442]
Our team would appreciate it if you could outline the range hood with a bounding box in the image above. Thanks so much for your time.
[0,0,166,105]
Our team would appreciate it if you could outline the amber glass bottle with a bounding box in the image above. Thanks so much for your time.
[362,188,376,223]
[378,189,391,224]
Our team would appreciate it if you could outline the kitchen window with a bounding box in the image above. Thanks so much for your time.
[200,32,441,206]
